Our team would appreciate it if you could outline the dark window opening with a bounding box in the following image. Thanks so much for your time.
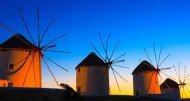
[8,83,13,87]
[8,64,14,70]
[136,90,139,96]
[77,87,81,94]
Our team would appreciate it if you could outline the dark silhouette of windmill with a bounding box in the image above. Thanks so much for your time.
[173,62,190,99]
[90,33,128,92]
[0,8,68,87]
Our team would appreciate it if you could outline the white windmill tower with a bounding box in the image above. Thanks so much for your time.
[132,60,160,96]
[132,43,171,96]
[0,8,68,88]
[76,52,109,96]
[76,33,128,96]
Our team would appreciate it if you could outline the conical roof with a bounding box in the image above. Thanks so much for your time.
[132,60,156,74]
[0,34,34,49]
[160,78,179,89]
[75,52,106,69]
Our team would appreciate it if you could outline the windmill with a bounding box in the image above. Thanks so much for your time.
[90,33,128,93]
[133,43,172,96]
[0,8,68,88]
[173,63,190,99]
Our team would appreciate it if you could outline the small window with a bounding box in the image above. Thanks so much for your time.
[8,83,13,87]
[77,87,81,94]
[8,64,14,70]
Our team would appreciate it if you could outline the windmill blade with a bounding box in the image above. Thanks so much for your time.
[185,86,190,93]
[42,34,66,48]
[37,8,41,47]
[144,48,153,65]
[14,52,32,66]
[158,46,163,67]
[112,60,125,64]
[40,17,55,45]
[111,67,128,82]
[158,54,170,67]
[0,23,34,47]
[178,62,181,82]
[43,49,70,54]
[109,41,120,60]
[153,43,158,68]
[112,65,129,69]
[42,44,57,50]
[32,57,36,87]
[43,55,68,72]
[183,65,186,83]
[160,71,176,80]
[105,33,110,61]
[159,66,172,71]
[22,52,36,87]
[42,58,59,86]
[183,71,190,83]
[111,68,121,92]
[99,33,108,60]
[173,65,181,82]
[18,8,36,46]
[112,52,127,62]
[90,42,106,62]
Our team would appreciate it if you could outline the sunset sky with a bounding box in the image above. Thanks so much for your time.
[0,0,190,97]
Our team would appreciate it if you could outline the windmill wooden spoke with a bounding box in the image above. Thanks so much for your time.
[184,72,190,83]
[160,71,176,80]
[99,33,108,60]
[185,86,190,93]
[43,58,59,86]
[42,34,66,48]
[14,52,32,66]
[158,54,170,67]
[159,66,172,71]
[109,41,120,60]
[144,48,153,65]
[37,8,40,47]
[0,23,34,47]
[158,46,163,66]
[173,65,181,81]
[145,72,155,93]
[112,52,126,62]
[112,65,129,68]
[105,33,110,61]
[33,56,36,87]
[111,68,121,92]
[43,49,70,53]
[44,55,68,72]
[40,17,55,45]
[153,43,158,67]
[111,67,128,82]
[42,45,56,50]
[183,65,186,83]
[112,60,125,64]
[22,52,36,87]
[178,62,181,81]
[90,42,106,62]
[18,8,36,46]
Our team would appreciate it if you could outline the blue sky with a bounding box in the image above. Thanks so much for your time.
[1,0,190,95]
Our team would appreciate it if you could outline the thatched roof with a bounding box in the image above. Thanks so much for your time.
[0,34,34,49]
[132,60,156,74]
[160,78,179,89]
[75,52,106,69]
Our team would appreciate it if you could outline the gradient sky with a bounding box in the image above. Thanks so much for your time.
[1,0,190,96]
